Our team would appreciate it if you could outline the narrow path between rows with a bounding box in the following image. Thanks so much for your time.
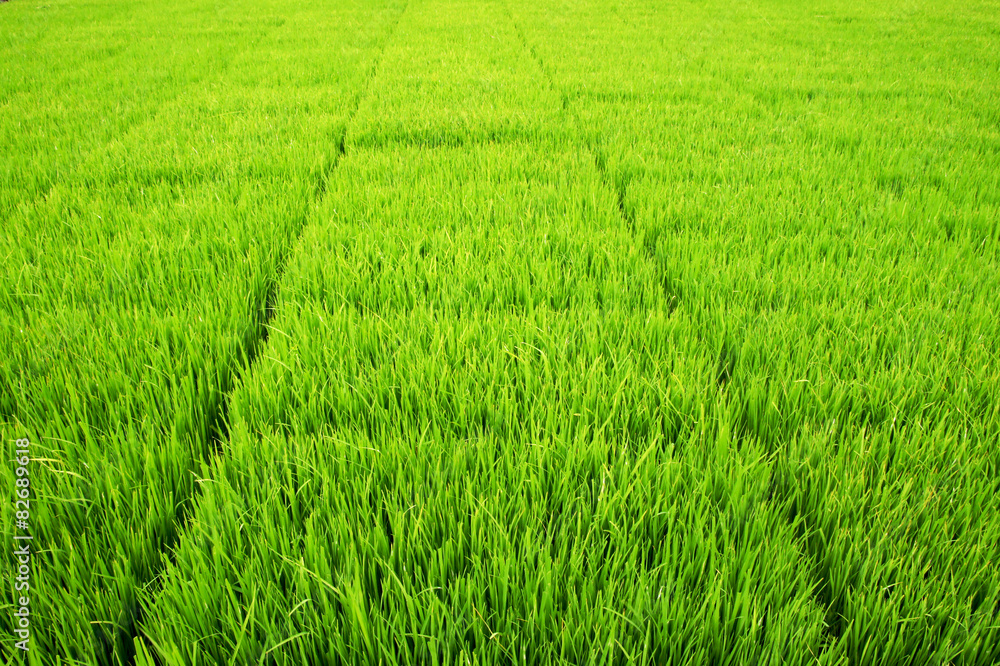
[501,1,842,655]
[121,4,412,663]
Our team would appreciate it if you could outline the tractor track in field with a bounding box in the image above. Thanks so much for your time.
[119,3,412,664]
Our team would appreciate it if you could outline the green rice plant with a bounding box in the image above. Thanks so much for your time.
[3,0,999,661]
[139,418,829,665]
[138,142,824,664]
[772,422,1000,664]
[0,177,310,662]
[1,0,407,661]
[0,0,271,214]
[508,0,1000,662]
[71,1,410,190]
[349,0,571,150]
[282,144,668,317]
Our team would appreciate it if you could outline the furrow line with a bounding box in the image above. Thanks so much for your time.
[72,14,316,664]
[503,3,677,315]
[122,3,412,663]
[504,4,843,657]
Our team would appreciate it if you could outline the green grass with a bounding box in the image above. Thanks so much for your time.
[2,0,999,663]
[1,0,405,660]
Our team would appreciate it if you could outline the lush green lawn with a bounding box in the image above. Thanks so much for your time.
[2,0,998,663]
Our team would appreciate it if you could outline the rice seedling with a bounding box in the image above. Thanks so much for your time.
[2,0,998,662]
[137,143,829,665]
[1,0,405,661]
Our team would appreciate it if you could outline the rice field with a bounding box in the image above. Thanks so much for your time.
[1,0,998,663]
